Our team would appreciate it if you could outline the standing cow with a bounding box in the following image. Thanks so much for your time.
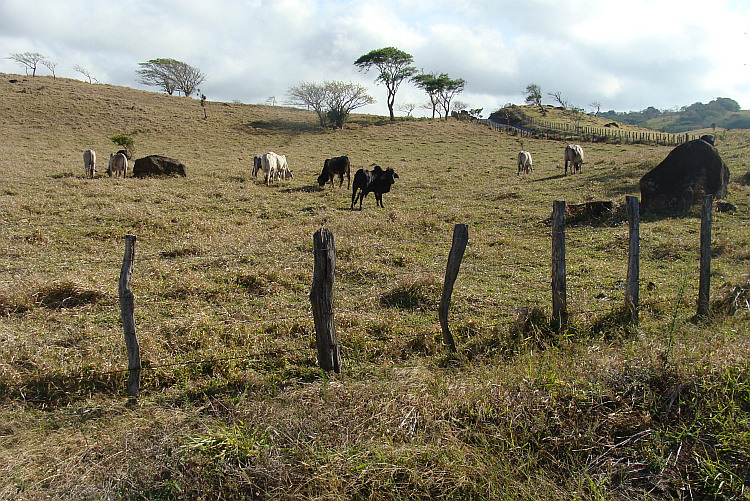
[83,150,96,178]
[517,150,533,175]
[564,144,584,175]
[108,152,128,178]
[351,165,399,210]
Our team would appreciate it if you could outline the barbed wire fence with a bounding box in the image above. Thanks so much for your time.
[0,197,721,402]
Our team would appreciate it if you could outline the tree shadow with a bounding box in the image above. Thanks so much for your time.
[234,119,323,135]
[532,174,566,182]
[282,185,322,194]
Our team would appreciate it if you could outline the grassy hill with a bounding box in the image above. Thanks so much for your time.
[1,73,750,500]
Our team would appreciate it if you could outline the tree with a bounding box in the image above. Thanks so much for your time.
[589,101,601,115]
[411,72,443,118]
[42,58,57,79]
[354,47,416,121]
[287,81,331,127]
[524,84,543,112]
[412,72,465,120]
[7,52,46,76]
[73,65,98,83]
[399,102,417,117]
[198,89,207,119]
[325,81,375,128]
[287,81,374,129]
[548,91,569,110]
[110,134,134,155]
[171,60,205,97]
[137,58,205,96]
[437,76,465,120]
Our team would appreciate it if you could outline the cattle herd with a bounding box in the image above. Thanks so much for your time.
[82,143,586,209]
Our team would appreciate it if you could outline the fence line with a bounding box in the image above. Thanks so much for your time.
[457,114,702,146]
[1,196,723,401]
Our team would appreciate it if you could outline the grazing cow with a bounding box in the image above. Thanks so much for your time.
[83,149,96,178]
[351,165,399,210]
[258,152,292,185]
[517,150,533,175]
[276,154,293,180]
[109,152,128,178]
[564,144,584,174]
[317,156,351,188]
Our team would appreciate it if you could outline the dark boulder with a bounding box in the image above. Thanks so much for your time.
[639,138,729,211]
[133,155,187,178]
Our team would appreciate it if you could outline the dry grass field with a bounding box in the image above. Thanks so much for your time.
[1,73,749,500]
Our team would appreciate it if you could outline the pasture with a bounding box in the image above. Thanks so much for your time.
[1,74,749,499]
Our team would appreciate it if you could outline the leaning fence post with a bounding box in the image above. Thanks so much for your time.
[551,201,568,333]
[697,195,714,317]
[310,228,341,373]
[625,196,640,325]
[439,224,469,353]
[119,234,140,402]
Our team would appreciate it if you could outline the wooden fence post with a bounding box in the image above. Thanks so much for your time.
[310,228,341,373]
[439,224,469,353]
[625,196,640,325]
[552,201,568,333]
[119,234,140,402]
[697,195,713,317]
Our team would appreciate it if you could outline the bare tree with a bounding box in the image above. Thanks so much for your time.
[73,65,98,83]
[7,52,46,76]
[171,60,205,97]
[548,91,569,110]
[287,81,374,129]
[287,81,330,127]
[42,58,57,79]
[589,101,601,115]
[399,102,417,117]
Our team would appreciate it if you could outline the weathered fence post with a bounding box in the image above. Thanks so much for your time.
[551,201,568,333]
[439,224,469,353]
[310,228,341,373]
[625,196,640,325]
[119,234,140,403]
[697,195,714,317]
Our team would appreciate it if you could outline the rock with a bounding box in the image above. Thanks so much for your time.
[132,155,187,178]
[639,138,729,211]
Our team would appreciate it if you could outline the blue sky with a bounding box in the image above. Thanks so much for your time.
[1,0,749,117]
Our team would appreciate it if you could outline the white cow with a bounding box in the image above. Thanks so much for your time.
[259,152,292,185]
[564,144,584,175]
[109,152,128,178]
[517,150,533,175]
[276,154,293,180]
[83,149,96,178]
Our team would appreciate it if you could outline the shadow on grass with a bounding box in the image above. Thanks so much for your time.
[235,120,322,135]
[282,185,323,194]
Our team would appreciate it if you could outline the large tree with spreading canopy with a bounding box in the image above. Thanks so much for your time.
[354,47,416,121]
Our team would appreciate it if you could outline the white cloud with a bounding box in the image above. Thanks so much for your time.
[1,0,748,115]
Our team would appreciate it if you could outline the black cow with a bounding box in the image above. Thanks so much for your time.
[317,156,351,188]
[351,165,399,210]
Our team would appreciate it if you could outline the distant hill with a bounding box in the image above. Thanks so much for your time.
[598,97,750,132]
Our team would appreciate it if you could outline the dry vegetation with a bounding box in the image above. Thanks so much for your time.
[1,73,749,500]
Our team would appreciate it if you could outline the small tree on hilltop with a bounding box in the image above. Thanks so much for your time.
[74,65,98,83]
[7,52,46,76]
[42,58,57,79]
[137,58,205,96]
[524,83,545,114]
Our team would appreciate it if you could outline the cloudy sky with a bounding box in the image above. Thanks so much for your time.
[2,0,749,117]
